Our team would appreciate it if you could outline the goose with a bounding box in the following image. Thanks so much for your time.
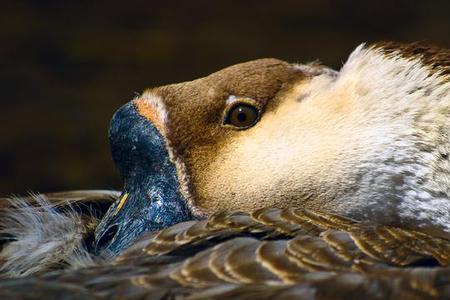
[0,41,449,299]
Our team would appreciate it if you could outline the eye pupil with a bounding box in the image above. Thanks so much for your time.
[237,111,247,122]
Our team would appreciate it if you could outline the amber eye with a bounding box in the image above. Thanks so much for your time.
[225,103,260,129]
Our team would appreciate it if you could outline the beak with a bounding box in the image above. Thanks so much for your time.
[94,101,193,255]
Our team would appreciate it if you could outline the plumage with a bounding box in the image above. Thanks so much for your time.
[0,191,119,277]
[1,41,450,299]
[1,204,450,299]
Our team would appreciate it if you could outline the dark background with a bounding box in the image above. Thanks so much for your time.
[2,1,450,195]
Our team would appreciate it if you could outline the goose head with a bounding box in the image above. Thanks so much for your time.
[95,43,450,254]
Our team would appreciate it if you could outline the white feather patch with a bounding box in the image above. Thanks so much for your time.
[0,194,103,278]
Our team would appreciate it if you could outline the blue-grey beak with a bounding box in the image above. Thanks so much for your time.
[94,102,193,255]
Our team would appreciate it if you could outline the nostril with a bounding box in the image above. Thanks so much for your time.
[96,224,119,251]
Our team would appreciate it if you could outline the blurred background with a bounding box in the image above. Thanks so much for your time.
[2,1,450,195]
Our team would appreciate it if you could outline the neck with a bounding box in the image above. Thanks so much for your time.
[327,44,450,237]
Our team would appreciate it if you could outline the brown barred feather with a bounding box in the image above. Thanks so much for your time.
[1,207,449,299]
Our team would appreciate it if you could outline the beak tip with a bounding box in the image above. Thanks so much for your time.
[94,190,193,255]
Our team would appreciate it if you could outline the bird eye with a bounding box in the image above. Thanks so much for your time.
[224,103,260,129]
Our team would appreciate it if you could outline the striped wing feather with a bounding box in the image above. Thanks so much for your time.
[0,209,449,299]
[108,208,450,299]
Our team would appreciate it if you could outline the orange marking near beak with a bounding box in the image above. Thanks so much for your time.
[113,193,129,216]
[135,99,165,134]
